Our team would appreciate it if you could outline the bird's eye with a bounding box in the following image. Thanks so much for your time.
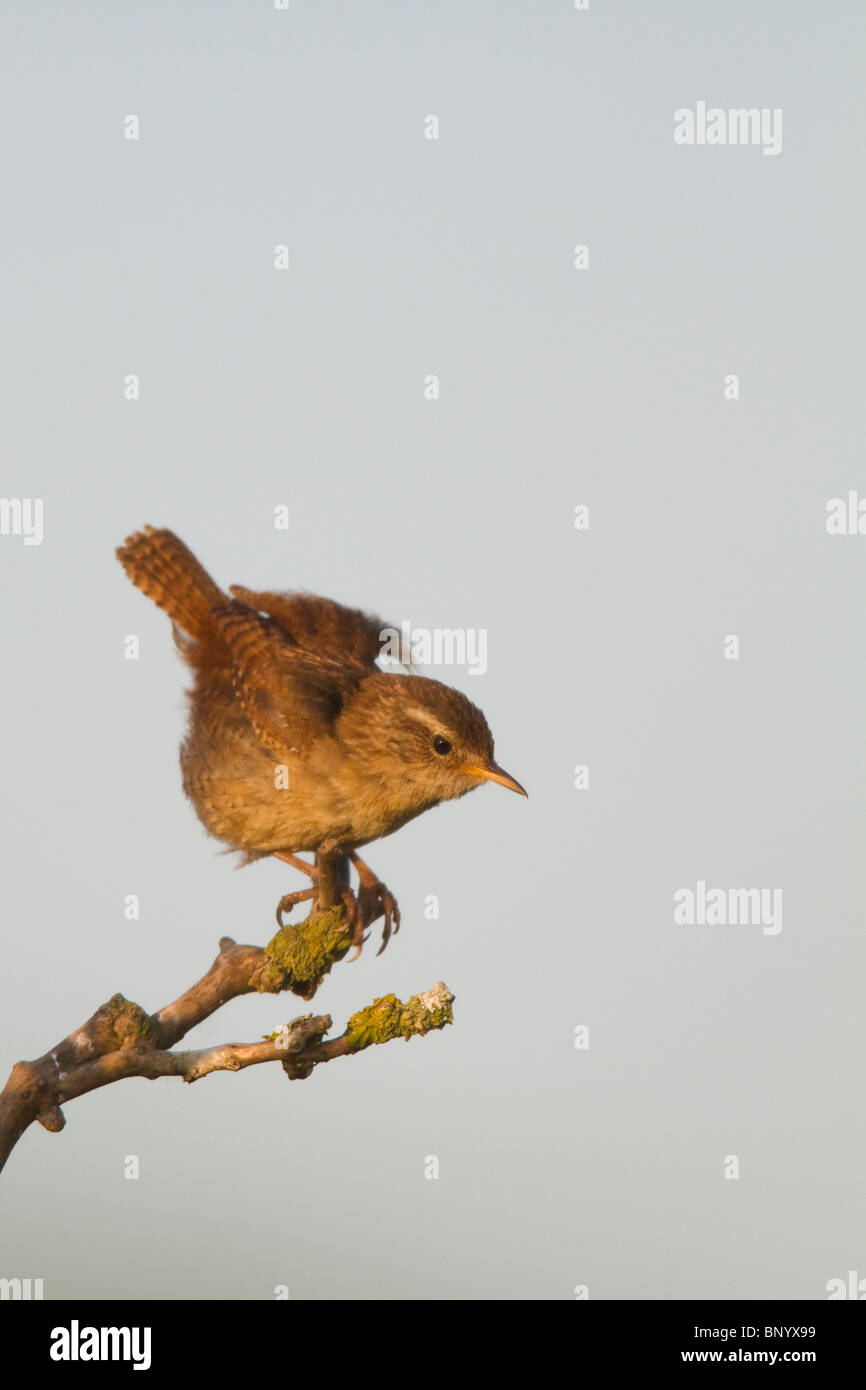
[433,735,452,755]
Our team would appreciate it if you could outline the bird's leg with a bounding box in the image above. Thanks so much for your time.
[273,851,318,881]
[271,848,398,961]
[272,849,361,951]
[349,852,401,957]
[272,851,319,926]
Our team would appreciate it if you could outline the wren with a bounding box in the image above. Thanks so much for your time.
[116,527,527,954]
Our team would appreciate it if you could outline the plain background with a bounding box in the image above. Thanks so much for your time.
[1,1,863,1299]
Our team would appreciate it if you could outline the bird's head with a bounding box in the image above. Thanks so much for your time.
[338,673,527,810]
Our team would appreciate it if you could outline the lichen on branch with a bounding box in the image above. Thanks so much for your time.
[0,904,454,1175]
[345,983,455,1049]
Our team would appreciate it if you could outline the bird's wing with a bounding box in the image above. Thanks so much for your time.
[212,600,366,759]
[228,586,407,669]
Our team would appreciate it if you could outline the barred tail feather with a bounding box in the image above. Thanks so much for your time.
[116,525,225,642]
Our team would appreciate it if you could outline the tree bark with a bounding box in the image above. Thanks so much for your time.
[0,902,453,1176]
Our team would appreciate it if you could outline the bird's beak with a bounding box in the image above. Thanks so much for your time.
[459,761,528,798]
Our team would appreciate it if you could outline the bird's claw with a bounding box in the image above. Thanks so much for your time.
[341,881,401,959]
[275,886,316,928]
[370,883,401,956]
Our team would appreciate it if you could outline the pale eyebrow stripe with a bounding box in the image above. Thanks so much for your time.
[406,707,455,737]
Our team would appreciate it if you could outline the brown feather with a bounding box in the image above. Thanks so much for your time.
[116,526,224,643]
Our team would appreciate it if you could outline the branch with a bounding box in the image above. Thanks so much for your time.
[0,903,454,1175]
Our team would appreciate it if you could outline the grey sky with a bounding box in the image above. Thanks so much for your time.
[1,1,863,1299]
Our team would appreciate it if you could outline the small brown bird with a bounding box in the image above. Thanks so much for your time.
[116,527,527,954]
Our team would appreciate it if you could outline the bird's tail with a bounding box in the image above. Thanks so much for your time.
[116,526,226,642]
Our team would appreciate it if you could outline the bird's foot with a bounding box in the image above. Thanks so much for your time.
[340,889,368,959]
[272,851,319,926]
[358,879,401,957]
[275,886,317,928]
[271,847,399,960]
[346,852,401,959]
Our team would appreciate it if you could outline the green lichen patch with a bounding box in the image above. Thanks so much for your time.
[261,907,349,995]
[94,994,160,1050]
[345,982,454,1050]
